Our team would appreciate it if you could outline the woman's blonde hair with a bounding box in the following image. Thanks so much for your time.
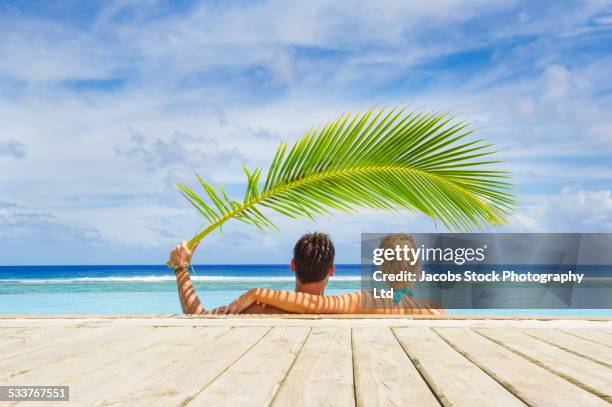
[379,234,420,289]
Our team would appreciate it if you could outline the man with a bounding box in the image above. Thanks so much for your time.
[170,232,335,314]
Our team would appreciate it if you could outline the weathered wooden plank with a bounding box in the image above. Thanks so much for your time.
[7,327,210,386]
[524,328,612,367]
[271,327,354,407]
[560,329,612,347]
[2,326,179,384]
[0,328,35,347]
[187,327,310,406]
[436,328,608,406]
[0,326,130,380]
[478,328,612,402]
[94,327,270,406]
[1,326,105,359]
[12,327,232,406]
[393,327,523,407]
[352,327,439,407]
[0,327,34,341]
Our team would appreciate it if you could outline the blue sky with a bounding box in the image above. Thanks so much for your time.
[1,0,611,265]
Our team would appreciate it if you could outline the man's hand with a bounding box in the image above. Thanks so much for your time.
[169,240,200,269]
[223,289,257,314]
[210,306,227,315]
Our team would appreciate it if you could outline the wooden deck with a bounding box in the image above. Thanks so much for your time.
[1,316,611,406]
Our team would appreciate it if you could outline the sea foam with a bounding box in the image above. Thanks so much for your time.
[0,275,362,284]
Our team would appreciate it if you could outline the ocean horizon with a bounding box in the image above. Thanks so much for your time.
[1,265,610,316]
[0,264,360,314]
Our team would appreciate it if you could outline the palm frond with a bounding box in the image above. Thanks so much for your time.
[172,106,516,263]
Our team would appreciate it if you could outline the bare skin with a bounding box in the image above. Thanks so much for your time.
[224,287,445,315]
[170,240,332,314]
[170,240,444,316]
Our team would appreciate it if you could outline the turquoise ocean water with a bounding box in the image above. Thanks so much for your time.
[0,265,609,316]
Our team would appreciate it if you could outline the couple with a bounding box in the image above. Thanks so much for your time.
[170,232,444,315]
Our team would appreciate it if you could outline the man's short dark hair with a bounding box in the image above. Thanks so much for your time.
[293,232,335,283]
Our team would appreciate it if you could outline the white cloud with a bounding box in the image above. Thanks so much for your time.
[0,139,26,158]
[541,64,592,104]
[0,21,114,82]
[0,202,105,263]
[514,187,612,232]
[114,129,245,171]
[592,14,612,26]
